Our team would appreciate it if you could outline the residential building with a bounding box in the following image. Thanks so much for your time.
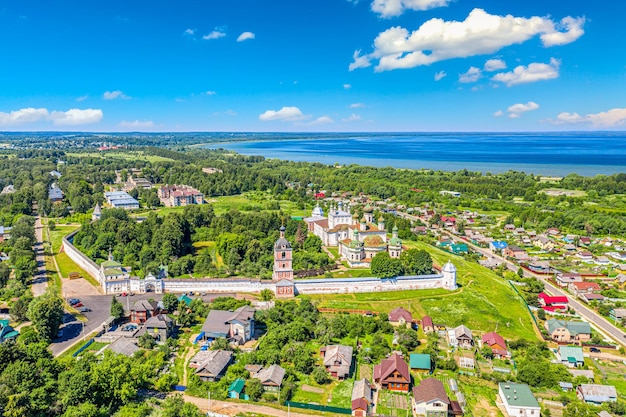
[580,293,605,303]
[555,272,583,287]
[251,364,286,393]
[569,282,601,296]
[482,331,510,359]
[321,345,353,379]
[373,352,411,392]
[104,191,139,209]
[489,241,508,253]
[189,349,233,382]
[527,260,550,274]
[130,299,159,323]
[545,319,592,344]
[228,379,248,400]
[609,308,626,321]
[409,353,432,373]
[49,183,63,202]
[422,316,434,333]
[538,292,568,311]
[389,307,413,327]
[351,379,372,417]
[412,378,453,417]
[498,383,540,417]
[576,384,618,404]
[144,314,174,341]
[578,251,594,262]
[0,319,19,343]
[557,346,585,368]
[532,235,554,251]
[201,305,256,345]
[158,184,204,206]
[106,337,140,357]
[503,245,529,261]
[449,325,474,349]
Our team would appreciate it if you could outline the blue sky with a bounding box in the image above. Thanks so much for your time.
[0,0,624,132]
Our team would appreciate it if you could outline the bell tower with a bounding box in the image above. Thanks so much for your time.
[273,226,293,281]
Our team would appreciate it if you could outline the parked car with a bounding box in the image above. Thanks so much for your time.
[590,347,601,353]
[119,292,128,297]
[74,302,84,308]
[79,307,91,313]
[69,298,80,305]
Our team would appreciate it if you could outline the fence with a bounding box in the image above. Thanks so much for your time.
[507,280,541,331]
[72,338,94,357]
[285,401,351,415]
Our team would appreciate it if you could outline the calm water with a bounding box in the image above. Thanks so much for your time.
[207,132,626,176]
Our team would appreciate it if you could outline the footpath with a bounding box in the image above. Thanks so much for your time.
[181,394,326,417]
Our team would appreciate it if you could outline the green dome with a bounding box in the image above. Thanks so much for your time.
[364,235,384,247]
[390,236,403,246]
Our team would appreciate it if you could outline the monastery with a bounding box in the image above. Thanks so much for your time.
[304,202,403,267]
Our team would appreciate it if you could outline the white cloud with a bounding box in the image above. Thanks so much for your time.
[103,90,131,100]
[459,66,481,83]
[493,110,504,117]
[550,108,626,127]
[49,108,103,125]
[350,8,584,72]
[0,107,49,125]
[309,116,334,125]
[203,30,226,40]
[343,84,352,90]
[119,120,154,129]
[184,28,195,36]
[484,58,506,72]
[205,91,217,96]
[371,0,451,18]
[259,106,308,122]
[342,114,362,122]
[350,103,366,108]
[237,32,255,42]
[492,58,560,87]
[434,71,446,81]
[507,101,539,118]
[76,95,88,102]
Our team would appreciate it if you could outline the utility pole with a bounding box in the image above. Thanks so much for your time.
[208,389,211,412]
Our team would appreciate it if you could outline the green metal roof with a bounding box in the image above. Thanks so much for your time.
[410,353,431,370]
[559,346,584,363]
[228,378,245,394]
[104,268,124,277]
[499,383,539,408]
[101,260,121,268]
[546,319,591,336]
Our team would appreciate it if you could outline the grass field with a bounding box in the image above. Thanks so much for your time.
[66,151,174,163]
[539,188,587,197]
[309,241,538,341]
[192,241,224,268]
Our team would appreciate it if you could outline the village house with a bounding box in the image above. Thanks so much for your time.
[609,308,626,322]
[106,337,140,357]
[321,345,353,379]
[189,349,233,382]
[448,325,474,349]
[409,353,432,373]
[422,316,434,333]
[568,281,601,297]
[580,293,606,303]
[498,383,540,417]
[0,319,19,343]
[228,379,248,400]
[527,260,551,274]
[546,228,560,236]
[537,292,568,312]
[503,245,529,261]
[130,299,159,323]
[555,271,583,287]
[556,346,585,368]
[412,378,461,417]
[388,307,413,327]
[504,224,516,232]
[580,236,592,246]
[351,379,372,417]
[49,183,63,202]
[577,384,618,404]
[251,364,286,393]
[489,241,508,253]
[577,251,594,262]
[545,318,592,344]
[201,305,256,345]
[143,314,174,341]
[374,352,411,392]
[481,332,510,359]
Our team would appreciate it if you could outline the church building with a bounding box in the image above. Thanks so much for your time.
[273,226,295,298]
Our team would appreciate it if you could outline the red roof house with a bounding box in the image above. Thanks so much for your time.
[538,292,569,309]
[422,315,434,333]
[373,353,410,392]
[569,282,601,296]
[389,307,413,326]
[481,332,511,359]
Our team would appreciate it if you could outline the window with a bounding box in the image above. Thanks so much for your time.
[281,251,286,259]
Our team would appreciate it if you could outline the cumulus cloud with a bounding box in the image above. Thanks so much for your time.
[50,109,103,125]
[119,120,154,129]
[350,103,366,108]
[342,114,362,122]
[343,84,352,90]
[371,0,451,18]
[0,107,103,126]
[0,107,49,125]
[492,58,560,86]
[184,28,195,36]
[549,108,626,128]
[203,30,226,40]
[434,71,447,81]
[237,32,255,42]
[259,106,308,122]
[459,67,481,83]
[493,110,504,117]
[484,59,506,72]
[309,116,334,125]
[507,101,539,118]
[349,8,584,72]
[103,90,131,100]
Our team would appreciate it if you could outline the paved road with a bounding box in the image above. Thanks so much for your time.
[31,215,48,297]
[442,230,626,348]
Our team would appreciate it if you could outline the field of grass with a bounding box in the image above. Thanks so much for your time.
[66,151,174,163]
[309,241,538,341]
[539,188,587,197]
[331,268,374,278]
[192,241,224,268]
[49,225,80,253]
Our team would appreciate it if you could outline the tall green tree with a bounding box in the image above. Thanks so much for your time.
[400,249,432,275]
[27,291,64,342]
[371,252,403,278]
[110,296,125,320]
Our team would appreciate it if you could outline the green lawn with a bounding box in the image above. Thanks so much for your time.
[49,225,80,253]
[192,241,224,268]
[66,151,174,163]
[309,241,539,341]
